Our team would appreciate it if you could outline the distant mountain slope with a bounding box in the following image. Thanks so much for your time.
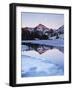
[56,25,64,34]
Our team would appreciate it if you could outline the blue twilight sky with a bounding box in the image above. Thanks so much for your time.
[21,12,64,29]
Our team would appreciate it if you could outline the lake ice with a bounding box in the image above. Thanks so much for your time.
[21,44,64,77]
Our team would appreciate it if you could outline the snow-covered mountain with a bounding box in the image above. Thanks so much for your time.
[22,24,64,40]
[56,25,64,34]
[22,24,51,32]
[49,25,64,40]
[34,24,50,31]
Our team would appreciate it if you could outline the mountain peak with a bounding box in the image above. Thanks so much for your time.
[34,24,49,31]
[37,24,47,28]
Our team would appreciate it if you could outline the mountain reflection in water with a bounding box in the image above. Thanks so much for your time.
[21,44,64,54]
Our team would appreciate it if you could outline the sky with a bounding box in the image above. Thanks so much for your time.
[21,12,64,29]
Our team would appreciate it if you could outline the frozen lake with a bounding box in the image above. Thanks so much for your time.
[22,39,64,47]
[21,40,64,77]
